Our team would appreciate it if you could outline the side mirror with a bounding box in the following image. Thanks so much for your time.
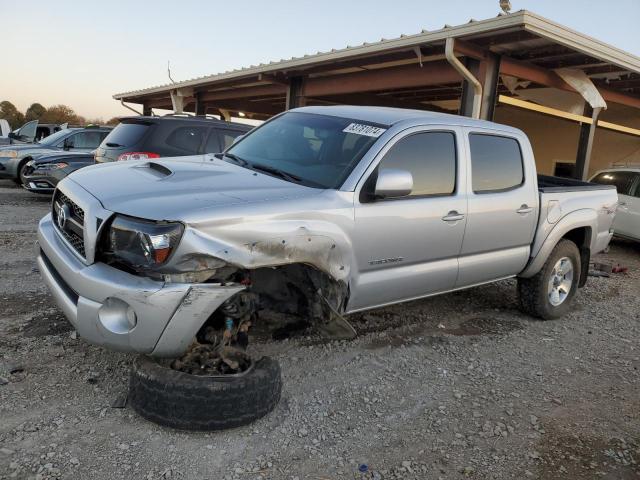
[374,168,413,199]
[8,132,18,140]
[63,138,74,150]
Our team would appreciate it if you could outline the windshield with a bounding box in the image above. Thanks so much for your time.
[38,129,75,146]
[226,112,385,189]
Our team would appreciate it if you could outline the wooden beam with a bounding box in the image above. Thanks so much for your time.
[198,84,286,102]
[500,56,640,109]
[304,61,461,97]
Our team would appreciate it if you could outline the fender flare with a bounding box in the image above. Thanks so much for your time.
[519,209,596,278]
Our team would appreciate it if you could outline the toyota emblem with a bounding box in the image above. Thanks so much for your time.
[55,202,71,231]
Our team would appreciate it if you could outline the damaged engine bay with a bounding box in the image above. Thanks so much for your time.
[170,263,355,376]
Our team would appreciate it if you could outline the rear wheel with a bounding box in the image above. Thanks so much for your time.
[518,239,581,320]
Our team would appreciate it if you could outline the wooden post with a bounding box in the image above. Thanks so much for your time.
[285,76,306,110]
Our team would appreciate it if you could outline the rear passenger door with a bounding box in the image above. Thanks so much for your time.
[455,129,538,287]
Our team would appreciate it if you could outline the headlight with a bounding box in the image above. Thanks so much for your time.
[104,215,184,270]
[0,150,18,158]
[37,162,69,170]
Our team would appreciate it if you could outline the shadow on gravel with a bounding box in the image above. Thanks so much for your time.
[22,310,73,337]
[536,424,640,479]
[1,291,52,316]
[364,316,522,349]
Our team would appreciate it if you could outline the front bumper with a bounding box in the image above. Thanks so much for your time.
[23,170,57,193]
[37,213,244,357]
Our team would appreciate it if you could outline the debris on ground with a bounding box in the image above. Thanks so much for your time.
[170,343,252,375]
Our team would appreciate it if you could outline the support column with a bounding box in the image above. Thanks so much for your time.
[194,93,206,115]
[480,53,501,121]
[458,58,481,118]
[285,76,306,110]
[575,105,602,180]
[142,104,152,116]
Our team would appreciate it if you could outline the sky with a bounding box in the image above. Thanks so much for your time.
[1,0,639,120]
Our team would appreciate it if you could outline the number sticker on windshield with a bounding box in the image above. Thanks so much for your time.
[342,123,387,137]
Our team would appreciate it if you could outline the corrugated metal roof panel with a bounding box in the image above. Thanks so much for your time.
[114,10,640,100]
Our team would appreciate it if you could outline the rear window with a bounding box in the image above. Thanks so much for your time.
[103,123,150,147]
[470,134,524,193]
[165,126,208,153]
[591,171,638,195]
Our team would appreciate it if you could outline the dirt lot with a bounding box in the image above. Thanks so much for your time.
[0,179,638,480]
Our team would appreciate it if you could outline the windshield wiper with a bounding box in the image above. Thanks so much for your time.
[251,163,302,183]
[215,152,250,167]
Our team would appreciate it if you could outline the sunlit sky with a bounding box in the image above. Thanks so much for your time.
[2,0,639,120]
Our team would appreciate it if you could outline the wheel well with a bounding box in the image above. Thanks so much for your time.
[196,263,349,340]
[561,227,591,287]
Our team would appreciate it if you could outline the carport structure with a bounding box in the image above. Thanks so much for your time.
[114,10,640,179]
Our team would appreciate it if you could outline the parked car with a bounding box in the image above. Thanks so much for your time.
[590,166,640,241]
[22,151,96,194]
[0,126,111,184]
[94,115,252,163]
[38,105,618,361]
[0,120,67,146]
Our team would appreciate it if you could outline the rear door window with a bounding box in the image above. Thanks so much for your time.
[69,131,106,149]
[218,130,246,150]
[103,123,150,147]
[590,171,638,195]
[203,130,221,153]
[165,126,208,154]
[469,134,524,193]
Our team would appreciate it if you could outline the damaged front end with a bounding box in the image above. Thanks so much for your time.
[97,215,355,362]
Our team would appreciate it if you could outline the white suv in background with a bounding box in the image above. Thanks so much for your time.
[590,167,640,242]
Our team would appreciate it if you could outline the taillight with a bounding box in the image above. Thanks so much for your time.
[117,152,160,161]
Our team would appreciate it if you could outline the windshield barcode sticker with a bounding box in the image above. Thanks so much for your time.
[343,123,387,137]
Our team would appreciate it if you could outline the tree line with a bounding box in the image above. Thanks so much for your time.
[0,101,120,129]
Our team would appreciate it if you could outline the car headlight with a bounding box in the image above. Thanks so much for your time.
[105,215,184,270]
[37,162,69,170]
[0,150,18,158]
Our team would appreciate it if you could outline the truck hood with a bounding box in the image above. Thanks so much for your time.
[66,155,323,221]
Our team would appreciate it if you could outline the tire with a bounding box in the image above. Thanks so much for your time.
[129,355,282,431]
[518,239,581,320]
[15,159,30,185]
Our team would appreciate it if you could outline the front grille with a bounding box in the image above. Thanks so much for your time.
[52,190,86,258]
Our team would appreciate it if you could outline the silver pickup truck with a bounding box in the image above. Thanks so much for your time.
[37,106,618,358]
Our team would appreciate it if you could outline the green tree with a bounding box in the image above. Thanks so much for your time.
[0,101,25,129]
[25,102,47,122]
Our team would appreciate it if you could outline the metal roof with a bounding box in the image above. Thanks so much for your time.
[114,10,640,100]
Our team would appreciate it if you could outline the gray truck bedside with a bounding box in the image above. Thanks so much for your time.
[36,106,618,357]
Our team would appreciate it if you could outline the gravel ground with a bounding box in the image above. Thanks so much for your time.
[0,179,638,480]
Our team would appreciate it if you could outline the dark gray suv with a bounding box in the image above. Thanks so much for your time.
[94,115,252,163]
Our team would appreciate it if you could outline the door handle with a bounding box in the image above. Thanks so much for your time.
[442,211,465,222]
[618,201,627,207]
[517,204,533,215]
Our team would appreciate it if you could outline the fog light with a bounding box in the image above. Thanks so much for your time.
[98,298,137,334]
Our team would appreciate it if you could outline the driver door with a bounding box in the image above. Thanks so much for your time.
[348,126,468,312]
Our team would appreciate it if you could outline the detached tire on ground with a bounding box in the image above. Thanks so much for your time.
[129,355,282,431]
[518,239,581,320]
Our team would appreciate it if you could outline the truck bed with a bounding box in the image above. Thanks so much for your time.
[537,174,615,193]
